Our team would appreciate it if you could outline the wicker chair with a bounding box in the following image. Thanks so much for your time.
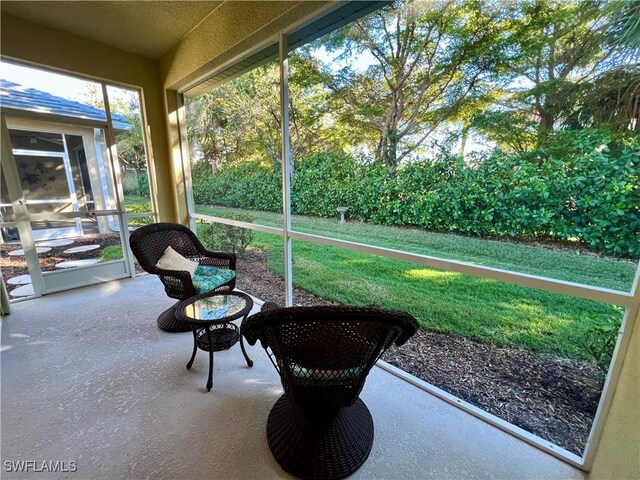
[242,303,418,479]
[129,222,236,332]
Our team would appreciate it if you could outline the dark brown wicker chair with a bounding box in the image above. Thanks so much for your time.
[129,222,236,332]
[242,303,418,479]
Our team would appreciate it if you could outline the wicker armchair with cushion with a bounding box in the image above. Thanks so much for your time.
[129,222,236,332]
[242,303,418,479]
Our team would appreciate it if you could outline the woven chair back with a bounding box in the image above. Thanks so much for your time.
[243,305,418,409]
[129,222,203,270]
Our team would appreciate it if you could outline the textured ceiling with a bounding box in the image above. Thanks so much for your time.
[0,1,224,59]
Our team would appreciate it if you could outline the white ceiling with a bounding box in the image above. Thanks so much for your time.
[1,1,224,60]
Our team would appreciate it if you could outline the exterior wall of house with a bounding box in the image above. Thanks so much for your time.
[590,309,640,479]
[0,13,177,222]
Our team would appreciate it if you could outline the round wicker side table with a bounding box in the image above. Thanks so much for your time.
[176,291,254,391]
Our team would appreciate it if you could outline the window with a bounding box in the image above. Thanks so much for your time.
[180,0,640,468]
[1,61,156,295]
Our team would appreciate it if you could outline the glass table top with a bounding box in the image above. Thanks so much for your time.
[185,294,249,322]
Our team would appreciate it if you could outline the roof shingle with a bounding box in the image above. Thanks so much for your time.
[0,80,131,130]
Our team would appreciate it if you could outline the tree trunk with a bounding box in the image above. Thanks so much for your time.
[379,86,403,168]
[386,129,398,169]
[539,112,555,132]
[204,142,219,175]
[459,122,470,159]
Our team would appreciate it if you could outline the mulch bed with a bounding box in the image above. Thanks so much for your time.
[235,251,336,307]
[384,330,603,455]
[2,241,603,455]
[235,250,603,456]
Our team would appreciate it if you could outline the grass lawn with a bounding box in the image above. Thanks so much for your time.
[195,205,636,291]
[195,205,633,360]
[124,195,152,209]
[99,245,125,262]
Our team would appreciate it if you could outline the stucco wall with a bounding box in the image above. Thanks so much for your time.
[0,13,177,221]
[590,309,640,479]
[160,1,330,91]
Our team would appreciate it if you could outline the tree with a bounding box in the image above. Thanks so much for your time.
[187,59,332,174]
[565,0,640,133]
[114,107,147,174]
[187,81,251,174]
[82,84,147,174]
[565,64,640,133]
[315,0,508,168]
[605,0,640,54]
[471,110,538,154]
[504,0,615,134]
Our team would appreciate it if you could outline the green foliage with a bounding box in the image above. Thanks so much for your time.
[193,130,640,258]
[192,160,282,211]
[567,65,640,133]
[605,0,640,54]
[291,153,355,216]
[313,0,509,166]
[124,201,153,227]
[582,314,622,371]
[186,58,332,172]
[137,171,150,198]
[125,201,152,213]
[110,92,150,193]
[471,111,539,154]
[502,0,615,134]
[122,170,150,197]
[198,214,255,257]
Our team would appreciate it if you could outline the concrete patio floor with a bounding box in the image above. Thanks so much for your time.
[1,274,584,479]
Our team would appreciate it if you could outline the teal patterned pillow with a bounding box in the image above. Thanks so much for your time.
[289,362,362,382]
[191,266,236,294]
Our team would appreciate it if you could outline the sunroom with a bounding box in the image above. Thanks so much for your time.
[1,1,638,479]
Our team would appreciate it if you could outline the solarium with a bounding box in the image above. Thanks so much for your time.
[1,2,638,479]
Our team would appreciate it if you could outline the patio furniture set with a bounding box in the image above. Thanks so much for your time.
[129,222,418,480]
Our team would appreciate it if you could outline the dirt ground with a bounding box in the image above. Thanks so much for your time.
[2,241,603,455]
[1,234,127,287]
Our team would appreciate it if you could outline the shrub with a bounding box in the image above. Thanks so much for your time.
[582,314,622,372]
[190,129,639,258]
[125,203,152,213]
[122,170,150,198]
[291,153,355,216]
[199,213,255,257]
[125,202,153,227]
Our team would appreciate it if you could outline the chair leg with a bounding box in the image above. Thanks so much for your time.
[157,301,191,332]
[266,394,374,480]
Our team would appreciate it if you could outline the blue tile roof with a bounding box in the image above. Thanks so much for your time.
[0,80,131,130]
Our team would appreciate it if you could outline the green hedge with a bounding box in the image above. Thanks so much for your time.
[192,129,640,258]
